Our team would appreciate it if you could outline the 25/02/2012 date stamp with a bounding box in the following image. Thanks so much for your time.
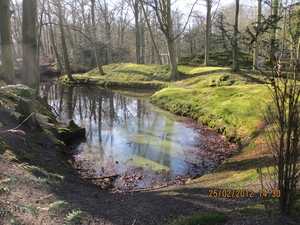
[208,189,281,198]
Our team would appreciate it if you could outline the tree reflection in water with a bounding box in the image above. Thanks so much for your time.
[41,81,228,188]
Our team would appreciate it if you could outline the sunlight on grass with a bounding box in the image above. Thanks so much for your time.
[59,62,284,199]
[168,212,230,225]
[239,204,266,216]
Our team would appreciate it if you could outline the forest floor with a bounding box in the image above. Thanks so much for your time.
[0,72,299,225]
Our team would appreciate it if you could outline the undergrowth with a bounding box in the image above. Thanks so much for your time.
[48,200,69,212]
[168,212,230,225]
[64,210,87,225]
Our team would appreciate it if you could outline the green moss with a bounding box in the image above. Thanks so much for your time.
[60,63,171,88]
[178,51,255,69]
[151,82,270,143]
[58,120,86,143]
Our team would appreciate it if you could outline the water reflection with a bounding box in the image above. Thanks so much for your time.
[41,82,206,178]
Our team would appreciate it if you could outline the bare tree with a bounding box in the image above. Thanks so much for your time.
[232,0,239,72]
[98,0,114,64]
[262,61,300,215]
[144,0,196,79]
[132,0,141,64]
[270,0,279,65]
[0,0,15,84]
[56,0,73,80]
[253,0,262,70]
[17,0,40,129]
[46,1,63,73]
[91,0,105,74]
[204,0,212,66]
[144,0,179,80]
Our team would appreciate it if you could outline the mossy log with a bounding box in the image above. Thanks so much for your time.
[57,120,85,143]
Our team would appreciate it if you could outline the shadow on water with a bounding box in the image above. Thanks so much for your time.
[41,81,239,191]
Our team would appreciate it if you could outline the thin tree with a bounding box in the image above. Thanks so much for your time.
[17,0,40,129]
[145,0,196,80]
[253,0,262,70]
[57,0,73,80]
[262,62,300,215]
[0,0,15,84]
[98,0,114,65]
[204,0,212,66]
[145,0,179,80]
[91,0,105,75]
[270,0,279,65]
[47,1,63,74]
[133,0,141,64]
[140,1,162,65]
[232,0,239,72]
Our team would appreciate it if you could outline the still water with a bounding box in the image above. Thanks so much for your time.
[40,81,234,188]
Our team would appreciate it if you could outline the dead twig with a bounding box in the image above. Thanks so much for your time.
[82,174,119,180]
[0,112,35,134]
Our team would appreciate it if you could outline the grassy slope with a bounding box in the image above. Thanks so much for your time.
[61,62,276,190]
[151,66,275,189]
[61,63,170,89]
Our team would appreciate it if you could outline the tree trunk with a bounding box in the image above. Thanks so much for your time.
[57,0,73,80]
[270,0,279,65]
[17,0,40,129]
[105,21,113,64]
[134,0,141,64]
[253,0,262,70]
[232,0,239,72]
[167,39,179,80]
[140,2,162,65]
[204,0,212,67]
[47,2,63,74]
[91,0,105,75]
[150,0,179,80]
[165,0,178,80]
[0,0,15,84]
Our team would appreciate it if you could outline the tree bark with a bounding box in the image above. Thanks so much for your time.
[134,0,141,64]
[0,0,15,84]
[149,0,179,80]
[57,0,73,80]
[140,2,162,65]
[99,0,113,64]
[17,0,40,129]
[91,0,105,75]
[232,0,239,72]
[47,1,63,74]
[204,0,212,67]
[253,0,262,70]
[270,0,279,65]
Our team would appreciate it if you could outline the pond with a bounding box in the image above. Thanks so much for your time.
[40,81,238,191]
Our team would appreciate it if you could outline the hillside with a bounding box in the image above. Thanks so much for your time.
[0,61,299,224]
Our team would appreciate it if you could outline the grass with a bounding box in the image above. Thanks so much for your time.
[169,212,230,225]
[239,204,267,217]
[60,63,171,89]
[151,83,270,142]
[178,51,254,69]
[59,58,279,190]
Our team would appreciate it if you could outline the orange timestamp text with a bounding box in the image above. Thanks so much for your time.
[208,189,254,198]
[208,189,281,198]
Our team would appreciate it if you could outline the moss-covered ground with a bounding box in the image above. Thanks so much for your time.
[59,59,283,191]
[2,51,298,224]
